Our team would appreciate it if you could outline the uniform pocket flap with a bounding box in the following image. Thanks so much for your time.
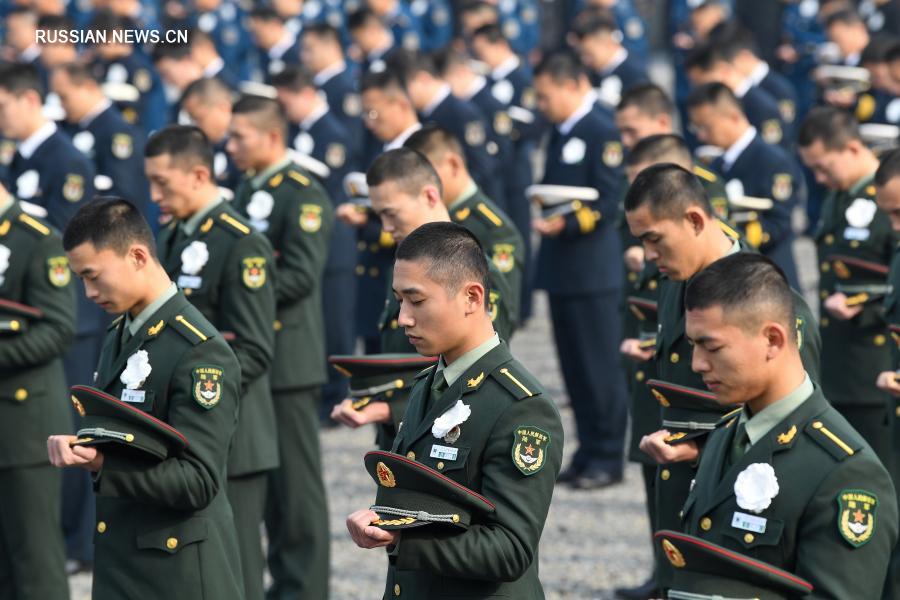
[136,518,208,554]
[0,373,47,402]
[723,517,784,549]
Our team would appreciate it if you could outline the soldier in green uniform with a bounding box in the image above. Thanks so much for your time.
[330,148,517,449]
[47,197,244,599]
[228,95,333,600]
[0,184,74,600]
[797,107,897,469]
[346,221,563,599]
[405,124,525,328]
[874,149,900,600]
[624,164,821,589]
[678,252,897,599]
[145,126,278,600]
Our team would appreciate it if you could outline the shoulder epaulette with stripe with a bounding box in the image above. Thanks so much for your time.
[716,407,743,428]
[475,202,503,227]
[415,364,436,379]
[218,212,250,235]
[107,314,124,331]
[18,213,50,236]
[805,418,861,461]
[692,164,718,183]
[287,169,310,187]
[491,364,538,400]
[170,314,216,346]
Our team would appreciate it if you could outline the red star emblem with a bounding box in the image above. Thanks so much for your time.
[853,509,865,523]
[525,444,535,456]
[204,380,215,391]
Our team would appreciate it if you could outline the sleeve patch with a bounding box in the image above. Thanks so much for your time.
[299,204,323,232]
[837,489,878,547]
[241,257,267,289]
[48,256,71,287]
[192,365,224,409]
[512,426,551,475]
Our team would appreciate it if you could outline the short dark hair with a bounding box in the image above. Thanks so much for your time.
[63,197,157,258]
[431,47,469,78]
[271,64,316,92]
[145,125,215,175]
[360,68,409,97]
[89,11,134,37]
[683,42,725,74]
[624,163,712,218]
[346,8,380,32]
[707,20,758,60]
[626,134,693,170]
[0,62,43,100]
[860,34,896,65]
[232,94,288,141]
[825,8,865,30]
[37,14,75,33]
[249,6,282,23]
[875,148,900,187]
[54,62,100,87]
[617,83,674,117]
[684,253,796,342]
[685,81,742,113]
[572,9,619,39]
[152,41,192,63]
[396,221,490,298]
[797,106,861,150]
[471,23,506,45]
[367,148,444,198]
[303,22,342,45]
[887,41,900,64]
[534,50,588,83]
[181,76,234,106]
[460,1,497,18]
[404,124,467,166]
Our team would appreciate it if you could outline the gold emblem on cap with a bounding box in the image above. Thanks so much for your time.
[651,388,670,407]
[376,461,396,487]
[71,395,86,417]
[665,432,686,443]
[661,539,686,568]
[833,261,851,280]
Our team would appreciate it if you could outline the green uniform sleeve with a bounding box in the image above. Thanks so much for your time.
[94,341,239,511]
[393,396,563,581]
[273,188,333,307]
[218,234,276,388]
[0,234,75,368]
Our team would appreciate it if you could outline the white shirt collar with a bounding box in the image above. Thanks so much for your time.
[558,90,597,135]
[749,61,769,86]
[80,99,112,128]
[461,75,487,101]
[601,47,628,75]
[300,99,329,130]
[845,52,861,67]
[202,56,225,78]
[722,126,757,170]
[269,30,296,60]
[20,45,41,63]
[733,76,754,99]
[18,121,57,159]
[368,40,393,62]
[313,60,347,86]
[491,55,520,80]
[385,122,422,150]
[421,84,452,118]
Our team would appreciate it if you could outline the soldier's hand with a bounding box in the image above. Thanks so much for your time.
[346,509,400,549]
[532,216,565,237]
[876,371,900,397]
[47,435,104,472]
[824,293,863,321]
[336,203,368,227]
[623,246,645,273]
[620,338,654,362]
[331,399,391,428]
[639,430,699,464]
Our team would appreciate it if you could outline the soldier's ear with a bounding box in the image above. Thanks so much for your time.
[763,321,788,359]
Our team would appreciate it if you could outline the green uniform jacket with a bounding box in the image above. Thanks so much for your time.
[0,204,75,468]
[885,242,900,365]
[623,261,661,466]
[91,292,244,599]
[450,187,525,327]
[815,179,896,407]
[234,163,334,391]
[681,387,898,599]
[157,202,278,476]
[385,342,563,599]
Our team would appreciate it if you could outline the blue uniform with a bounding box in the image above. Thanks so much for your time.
[190,2,255,80]
[61,103,155,227]
[739,84,791,148]
[498,0,541,56]
[537,102,628,474]
[384,2,422,51]
[754,64,799,134]
[419,90,503,216]
[407,0,452,52]
[592,49,650,109]
[256,36,302,82]
[468,80,515,213]
[572,0,649,62]
[712,131,805,288]
[778,0,826,118]
[314,63,364,140]
[91,52,166,136]
[212,138,243,194]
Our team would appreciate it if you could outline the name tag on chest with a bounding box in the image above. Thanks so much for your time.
[430,444,458,461]
[177,275,202,289]
[732,511,767,534]
[120,389,146,403]
[843,226,871,241]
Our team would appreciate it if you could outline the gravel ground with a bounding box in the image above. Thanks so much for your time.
[69,237,818,599]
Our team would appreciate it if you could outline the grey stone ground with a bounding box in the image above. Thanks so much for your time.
[69,238,818,599]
